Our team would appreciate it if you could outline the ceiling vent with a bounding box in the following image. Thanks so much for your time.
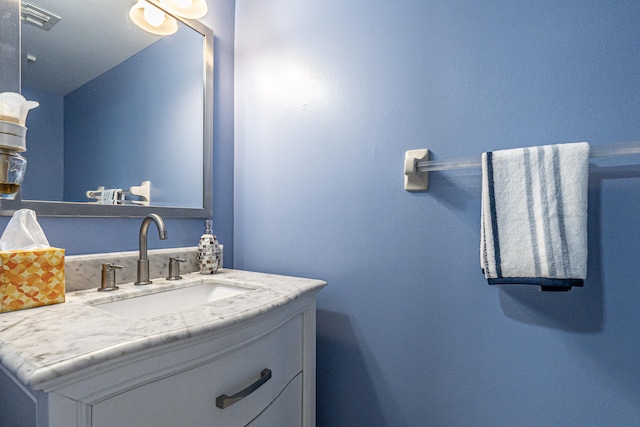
[21,2,61,31]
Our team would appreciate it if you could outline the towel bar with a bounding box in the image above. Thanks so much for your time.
[404,140,640,191]
[86,181,151,205]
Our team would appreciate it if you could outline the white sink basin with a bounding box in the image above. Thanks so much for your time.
[92,282,251,318]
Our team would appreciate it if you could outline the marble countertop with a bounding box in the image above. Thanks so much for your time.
[0,269,326,390]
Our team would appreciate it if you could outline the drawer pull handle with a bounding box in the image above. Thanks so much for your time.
[216,368,272,409]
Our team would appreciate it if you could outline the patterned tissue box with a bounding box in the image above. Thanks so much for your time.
[0,248,65,313]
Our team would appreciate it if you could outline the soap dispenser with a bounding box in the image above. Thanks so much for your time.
[197,220,221,274]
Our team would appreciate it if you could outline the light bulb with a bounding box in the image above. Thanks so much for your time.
[130,0,178,35]
[143,5,165,27]
[159,0,207,19]
[174,0,193,9]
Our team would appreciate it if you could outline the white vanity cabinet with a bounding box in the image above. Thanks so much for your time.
[0,282,321,427]
[90,313,305,427]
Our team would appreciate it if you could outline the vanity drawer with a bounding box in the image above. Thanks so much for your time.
[246,372,302,426]
[90,314,303,427]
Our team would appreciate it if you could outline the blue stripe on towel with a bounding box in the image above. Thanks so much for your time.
[537,147,557,277]
[523,148,542,276]
[551,145,572,276]
[486,151,502,278]
[481,220,489,276]
[488,277,584,291]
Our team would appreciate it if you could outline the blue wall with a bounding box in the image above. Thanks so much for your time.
[1,0,235,258]
[19,85,64,201]
[234,1,640,425]
[64,26,203,207]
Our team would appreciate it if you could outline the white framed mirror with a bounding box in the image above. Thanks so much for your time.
[0,0,213,218]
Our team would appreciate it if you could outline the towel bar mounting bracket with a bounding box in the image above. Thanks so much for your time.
[404,149,430,191]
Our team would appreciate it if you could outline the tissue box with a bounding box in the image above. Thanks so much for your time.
[0,248,65,313]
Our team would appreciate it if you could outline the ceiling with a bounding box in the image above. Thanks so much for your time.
[21,0,161,95]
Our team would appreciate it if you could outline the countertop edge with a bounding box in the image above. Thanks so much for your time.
[29,282,325,388]
[0,269,327,390]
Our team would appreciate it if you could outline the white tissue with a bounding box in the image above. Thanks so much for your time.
[0,209,50,250]
[0,92,39,125]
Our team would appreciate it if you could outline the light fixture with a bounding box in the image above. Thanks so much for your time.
[159,0,208,19]
[129,0,178,36]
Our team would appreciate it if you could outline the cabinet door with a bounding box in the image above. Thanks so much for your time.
[91,315,302,427]
[246,373,302,427]
[0,367,37,427]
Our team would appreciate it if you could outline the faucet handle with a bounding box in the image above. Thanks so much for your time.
[167,257,186,280]
[98,263,123,292]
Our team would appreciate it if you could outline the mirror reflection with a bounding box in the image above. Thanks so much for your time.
[19,0,207,210]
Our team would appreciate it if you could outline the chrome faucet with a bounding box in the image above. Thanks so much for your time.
[135,214,168,285]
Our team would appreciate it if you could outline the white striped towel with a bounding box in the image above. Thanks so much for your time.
[98,188,122,205]
[480,142,590,291]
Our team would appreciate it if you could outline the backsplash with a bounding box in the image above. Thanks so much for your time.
[64,245,223,292]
